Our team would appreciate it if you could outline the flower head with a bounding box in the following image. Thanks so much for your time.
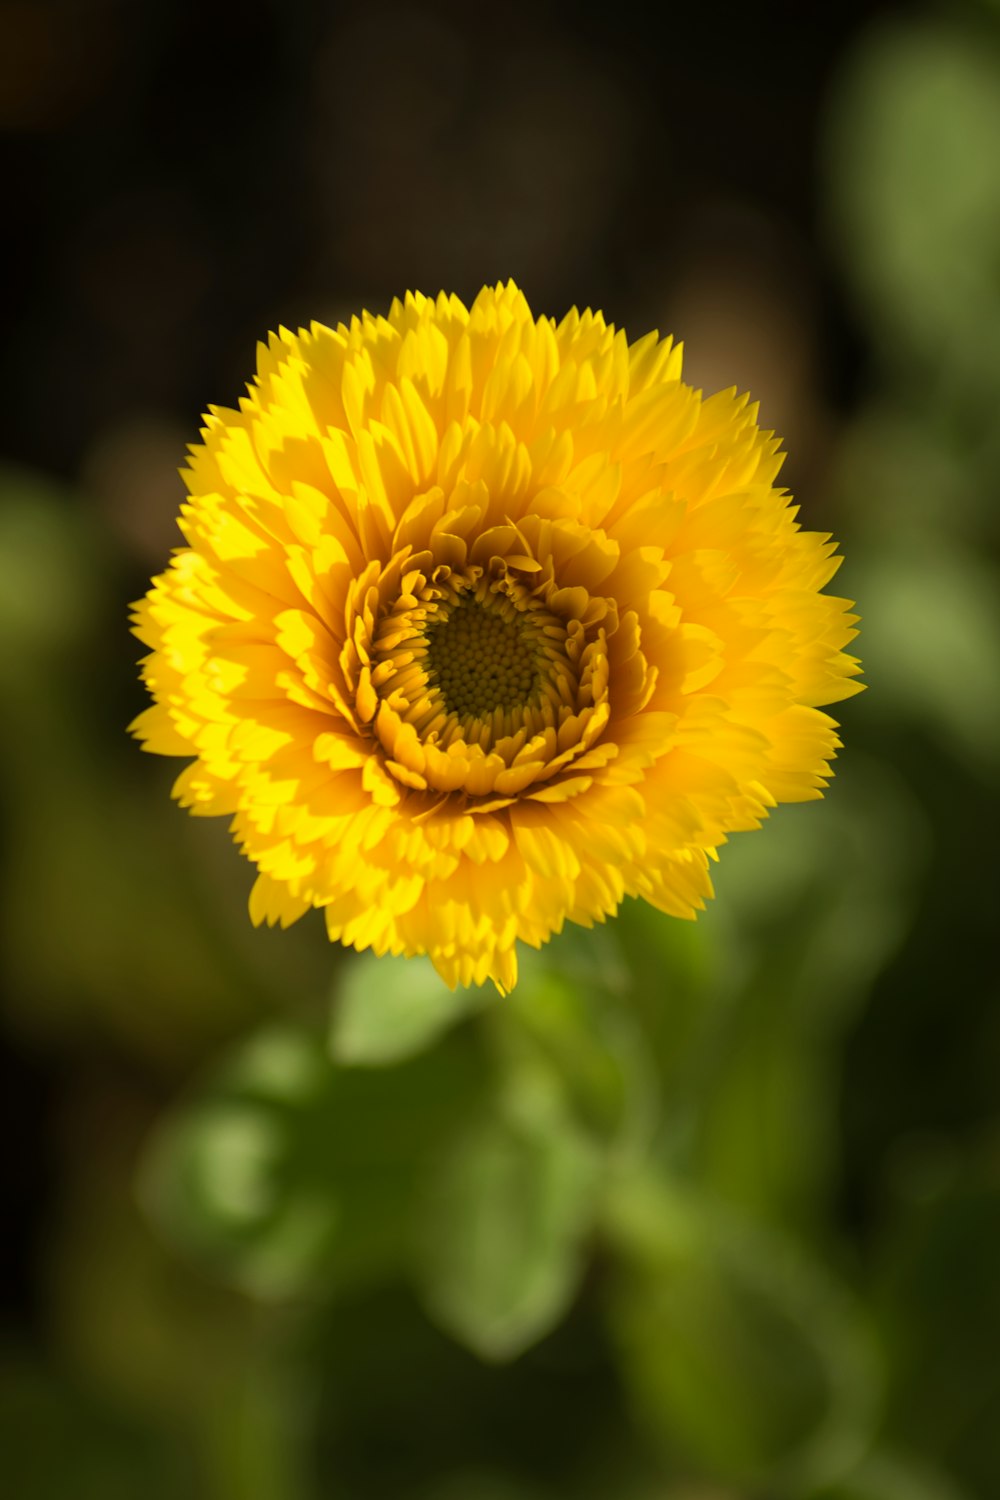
[132,282,862,990]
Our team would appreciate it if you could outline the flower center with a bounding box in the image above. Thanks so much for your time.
[367,561,619,802]
[424,596,539,720]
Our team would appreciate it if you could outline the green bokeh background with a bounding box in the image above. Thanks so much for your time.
[1,3,998,1497]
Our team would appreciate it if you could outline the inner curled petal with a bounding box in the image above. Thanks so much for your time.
[364,558,616,800]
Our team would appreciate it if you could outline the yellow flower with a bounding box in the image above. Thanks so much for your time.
[132,282,862,991]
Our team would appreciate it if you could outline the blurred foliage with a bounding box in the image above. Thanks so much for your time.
[606,1175,878,1493]
[2,2,999,1497]
[826,13,1000,406]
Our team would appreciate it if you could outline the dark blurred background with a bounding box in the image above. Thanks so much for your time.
[2,2,999,1498]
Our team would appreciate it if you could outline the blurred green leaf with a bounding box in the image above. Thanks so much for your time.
[812,1447,970,1500]
[873,1139,1000,1500]
[412,1076,602,1362]
[330,951,495,1066]
[141,1021,487,1302]
[676,758,925,1230]
[198,1359,316,1500]
[613,897,717,1087]
[826,19,1000,395]
[847,539,1000,777]
[0,467,109,668]
[496,936,658,1154]
[607,1175,879,1495]
[36,1072,318,1500]
[833,404,989,543]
